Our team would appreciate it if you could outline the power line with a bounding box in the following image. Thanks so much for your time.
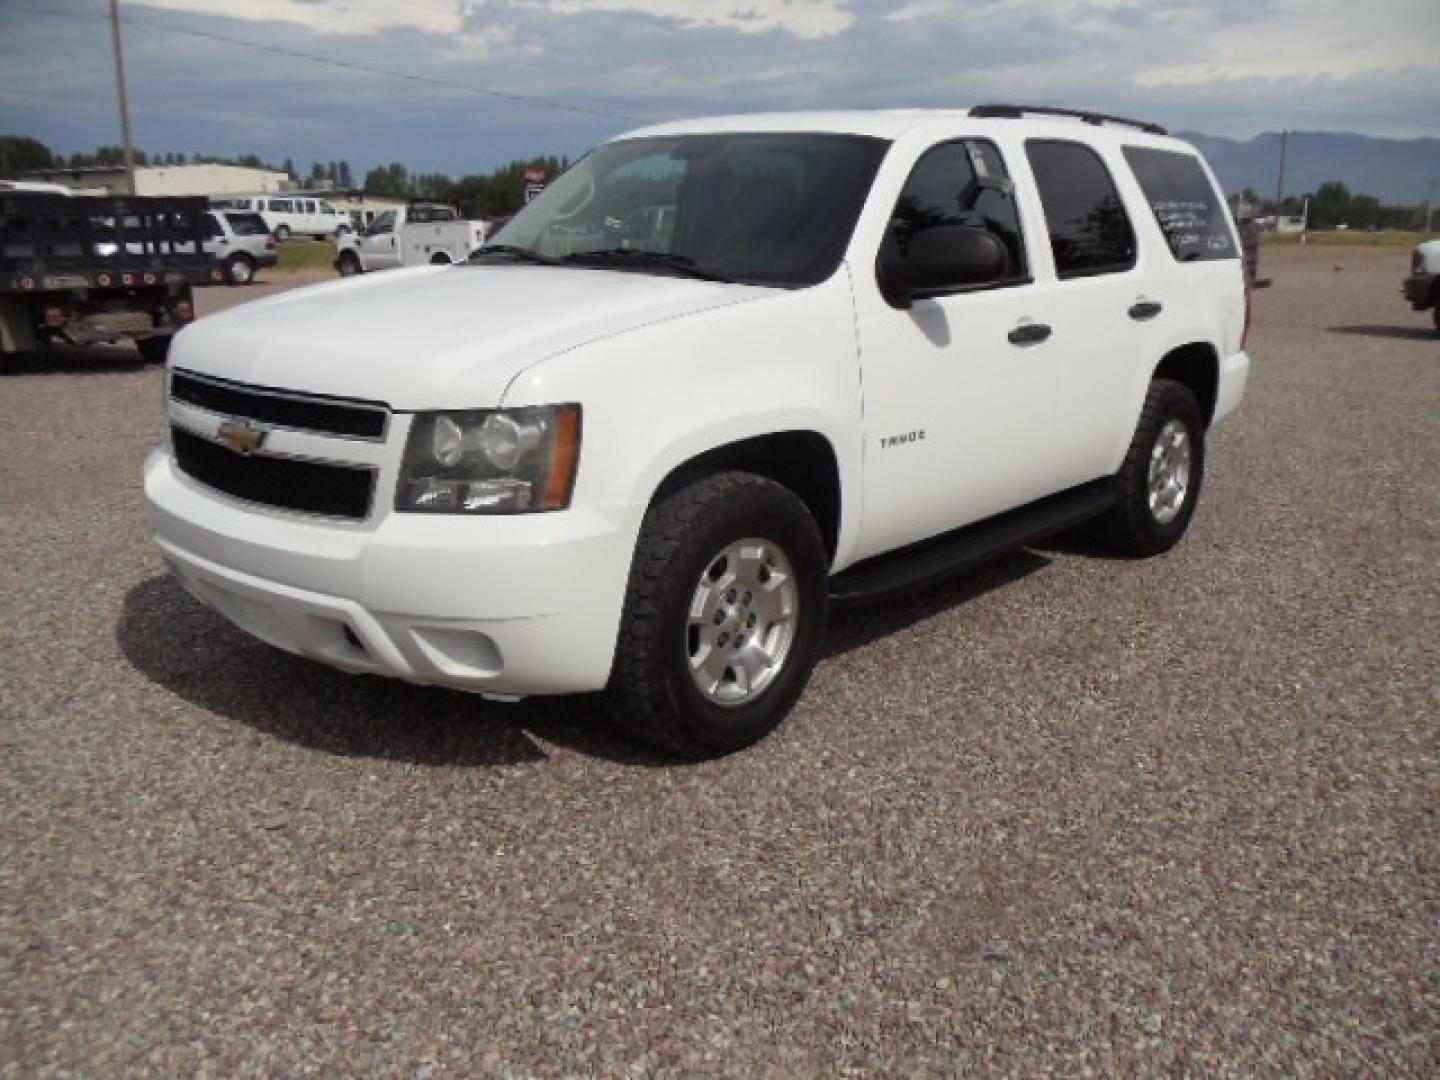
[34,4,647,124]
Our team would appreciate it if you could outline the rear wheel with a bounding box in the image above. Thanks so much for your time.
[272,224,290,242]
[1097,378,1205,556]
[136,335,171,365]
[429,252,452,265]
[603,472,828,758]
[223,253,255,286]
[336,250,361,277]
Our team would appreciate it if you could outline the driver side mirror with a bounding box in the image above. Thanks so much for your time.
[877,225,1008,309]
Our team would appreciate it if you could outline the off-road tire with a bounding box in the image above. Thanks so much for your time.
[1097,378,1205,557]
[603,472,828,758]
[136,335,171,365]
[223,253,255,286]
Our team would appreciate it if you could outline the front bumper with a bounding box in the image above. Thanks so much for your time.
[1403,273,1434,310]
[144,446,642,696]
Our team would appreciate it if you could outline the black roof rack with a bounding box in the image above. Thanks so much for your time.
[968,104,1167,136]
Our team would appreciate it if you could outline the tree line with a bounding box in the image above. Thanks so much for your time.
[359,157,570,219]
[1236,182,1434,232]
[2,135,564,218]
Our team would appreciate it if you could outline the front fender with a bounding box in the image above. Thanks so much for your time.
[501,269,868,566]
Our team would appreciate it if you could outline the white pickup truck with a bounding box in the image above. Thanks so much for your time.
[334,202,488,275]
[145,106,1250,757]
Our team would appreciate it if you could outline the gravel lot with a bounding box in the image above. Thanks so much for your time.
[2,247,1436,1076]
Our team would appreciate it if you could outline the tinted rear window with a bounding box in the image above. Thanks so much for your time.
[1122,147,1236,262]
[225,212,269,236]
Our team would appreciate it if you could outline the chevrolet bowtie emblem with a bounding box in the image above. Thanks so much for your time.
[216,418,268,455]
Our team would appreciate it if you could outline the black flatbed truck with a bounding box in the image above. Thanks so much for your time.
[0,192,221,363]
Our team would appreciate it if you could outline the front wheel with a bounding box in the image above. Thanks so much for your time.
[336,250,361,277]
[603,472,829,758]
[1097,378,1205,556]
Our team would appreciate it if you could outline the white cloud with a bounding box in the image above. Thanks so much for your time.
[131,0,469,36]
[1134,0,1439,86]
[513,0,855,39]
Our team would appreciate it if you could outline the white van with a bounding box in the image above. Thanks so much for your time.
[209,194,351,241]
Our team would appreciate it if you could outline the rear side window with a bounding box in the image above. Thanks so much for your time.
[225,212,269,236]
[1122,146,1236,262]
[1026,140,1136,279]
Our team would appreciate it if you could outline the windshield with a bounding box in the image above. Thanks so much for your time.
[480,133,889,287]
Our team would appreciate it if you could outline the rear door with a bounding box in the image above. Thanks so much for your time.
[1021,138,1150,477]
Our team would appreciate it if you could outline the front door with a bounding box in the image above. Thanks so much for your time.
[852,136,1071,559]
[359,210,401,270]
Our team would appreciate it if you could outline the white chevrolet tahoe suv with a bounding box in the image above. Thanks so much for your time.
[144,105,1250,757]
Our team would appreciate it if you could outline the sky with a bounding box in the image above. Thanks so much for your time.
[1,0,1437,179]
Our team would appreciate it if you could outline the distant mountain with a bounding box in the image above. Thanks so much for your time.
[1177,131,1440,206]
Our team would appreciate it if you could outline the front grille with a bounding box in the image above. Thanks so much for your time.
[171,369,388,440]
[172,426,375,519]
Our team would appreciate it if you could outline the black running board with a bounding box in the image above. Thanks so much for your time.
[827,481,1116,606]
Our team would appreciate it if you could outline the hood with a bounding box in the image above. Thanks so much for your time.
[171,264,772,409]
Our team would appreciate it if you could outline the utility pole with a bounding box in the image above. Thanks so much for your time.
[109,0,138,195]
[1274,129,1288,215]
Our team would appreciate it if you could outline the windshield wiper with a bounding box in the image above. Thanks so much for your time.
[467,244,562,266]
[561,249,734,283]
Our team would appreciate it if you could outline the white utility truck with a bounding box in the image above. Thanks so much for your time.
[334,201,488,275]
[145,106,1251,757]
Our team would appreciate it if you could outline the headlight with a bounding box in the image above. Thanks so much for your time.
[396,404,581,514]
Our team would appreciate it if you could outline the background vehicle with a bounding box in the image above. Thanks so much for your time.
[200,210,277,285]
[146,106,1250,757]
[117,209,277,286]
[1403,238,1440,334]
[333,201,488,275]
[2,191,216,362]
[1,180,73,195]
[210,194,350,240]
